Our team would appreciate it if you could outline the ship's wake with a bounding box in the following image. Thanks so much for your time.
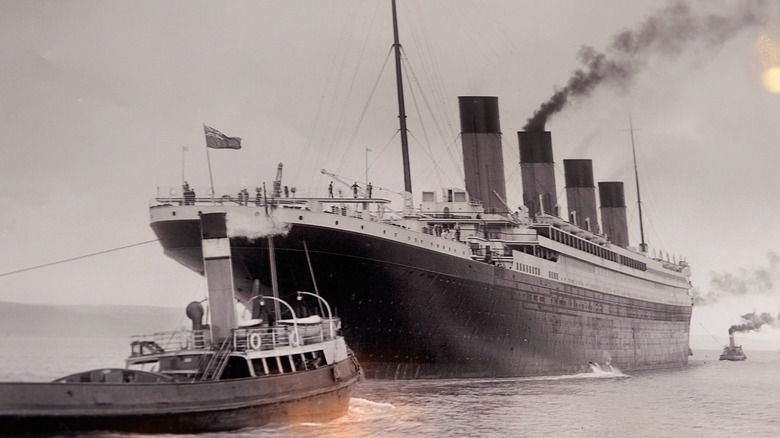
[583,362,627,378]
[522,362,629,381]
[341,397,396,420]
[293,398,395,428]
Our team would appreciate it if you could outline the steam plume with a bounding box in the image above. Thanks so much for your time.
[692,252,779,305]
[524,0,769,131]
[226,211,290,239]
[729,311,776,334]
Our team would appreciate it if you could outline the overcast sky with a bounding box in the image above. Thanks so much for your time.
[1,0,778,348]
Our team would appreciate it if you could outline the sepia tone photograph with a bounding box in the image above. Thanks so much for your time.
[1,0,779,436]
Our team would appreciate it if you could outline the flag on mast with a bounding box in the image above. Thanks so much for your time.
[204,125,242,149]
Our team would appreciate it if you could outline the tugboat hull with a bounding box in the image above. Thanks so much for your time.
[0,357,360,435]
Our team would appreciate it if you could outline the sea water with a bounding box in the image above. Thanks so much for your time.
[1,337,778,437]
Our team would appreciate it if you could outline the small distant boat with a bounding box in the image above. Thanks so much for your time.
[0,212,362,434]
[719,332,746,361]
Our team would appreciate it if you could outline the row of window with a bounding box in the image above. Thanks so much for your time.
[250,350,326,376]
[516,263,540,275]
[541,226,647,271]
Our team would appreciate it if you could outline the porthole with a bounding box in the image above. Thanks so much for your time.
[299,216,303,220]
[335,221,339,225]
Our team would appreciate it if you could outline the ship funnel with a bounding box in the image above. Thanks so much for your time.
[199,212,238,342]
[519,130,557,218]
[599,182,629,248]
[729,333,736,348]
[563,159,599,233]
[458,96,507,214]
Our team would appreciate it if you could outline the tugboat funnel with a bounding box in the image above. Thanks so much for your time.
[199,212,238,342]
[185,301,205,331]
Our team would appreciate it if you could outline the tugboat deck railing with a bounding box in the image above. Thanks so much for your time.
[129,317,341,358]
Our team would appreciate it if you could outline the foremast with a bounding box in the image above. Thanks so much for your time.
[391,0,413,213]
[629,114,648,253]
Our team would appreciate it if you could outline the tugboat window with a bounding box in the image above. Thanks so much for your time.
[221,357,252,380]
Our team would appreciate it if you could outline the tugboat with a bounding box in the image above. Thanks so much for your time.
[0,212,362,435]
[719,332,747,361]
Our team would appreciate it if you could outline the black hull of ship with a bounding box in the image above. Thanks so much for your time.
[152,219,692,379]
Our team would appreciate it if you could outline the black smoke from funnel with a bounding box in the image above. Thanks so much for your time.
[729,311,776,334]
[523,0,769,131]
[692,252,779,306]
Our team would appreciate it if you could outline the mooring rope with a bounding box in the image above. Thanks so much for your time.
[0,239,160,278]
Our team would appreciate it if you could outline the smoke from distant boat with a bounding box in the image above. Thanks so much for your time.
[692,252,779,305]
[728,311,778,334]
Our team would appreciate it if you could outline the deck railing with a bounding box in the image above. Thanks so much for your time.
[233,317,341,352]
[129,329,212,356]
[129,317,341,357]
[154,185,385,206]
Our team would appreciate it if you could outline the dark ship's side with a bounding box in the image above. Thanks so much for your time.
[151,96,692,379]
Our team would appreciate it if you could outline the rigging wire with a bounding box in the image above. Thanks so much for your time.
[502,134,523,205]
[407,130,454,188]
[334,46,394,176]
[294,4,362,184]
[404,5,459,142]
[402,65,452,188]
[0,239,160,278]
[367,130,401,178]
[400,48,462,187]
[330,5,383,163]
[699,322,726,347]
[315,2,383,184]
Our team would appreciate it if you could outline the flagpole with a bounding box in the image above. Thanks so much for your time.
[181,146,187,187]
[203,124,216,203]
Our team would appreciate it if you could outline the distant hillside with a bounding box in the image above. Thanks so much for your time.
[0,301,186,338]
[689,334,780,352]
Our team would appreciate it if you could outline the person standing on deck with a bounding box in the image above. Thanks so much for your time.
[351,182,359,198]
[328,181,334,198]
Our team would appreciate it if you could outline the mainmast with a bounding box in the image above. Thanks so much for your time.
[392,0,412,195]
[629,114,648,253]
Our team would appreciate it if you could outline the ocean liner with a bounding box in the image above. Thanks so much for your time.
[150,1,693,379]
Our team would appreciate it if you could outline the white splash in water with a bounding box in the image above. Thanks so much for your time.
[349,398,396,411]
[226,211,290,239]
[586,361,627,378]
